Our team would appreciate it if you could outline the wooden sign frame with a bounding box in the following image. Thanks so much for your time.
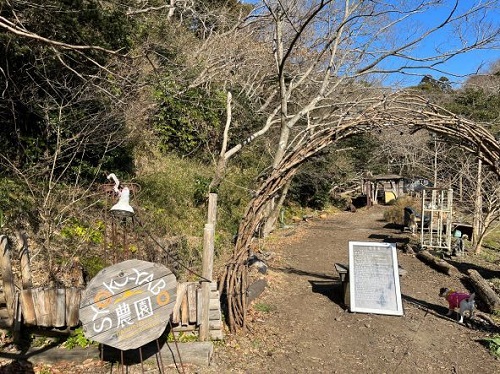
[348,241,403,316]
[79,259,177,350]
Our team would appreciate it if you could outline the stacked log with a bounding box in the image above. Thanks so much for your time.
[467,269,500,314]
[416,250,457,275]
[171,282,223,340]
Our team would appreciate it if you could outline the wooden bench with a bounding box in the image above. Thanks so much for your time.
[334,263,350,306]
[334,262,407,307]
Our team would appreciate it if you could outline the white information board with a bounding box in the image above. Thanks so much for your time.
[348,241,403,316]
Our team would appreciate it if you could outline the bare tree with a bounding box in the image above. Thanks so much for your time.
[450,152,500,254]
[187,0,499,234]
[207,0,500,331]
[0,0,141,270]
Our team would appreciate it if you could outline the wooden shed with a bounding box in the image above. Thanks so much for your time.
[363,174,406,205]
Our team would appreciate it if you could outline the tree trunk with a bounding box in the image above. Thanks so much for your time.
[262,180,291,237]
[473,155,483,254]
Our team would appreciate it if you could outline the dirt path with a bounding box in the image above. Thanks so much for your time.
[204,206,499,374]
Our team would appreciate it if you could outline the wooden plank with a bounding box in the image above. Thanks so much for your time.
[66,288,81,327]
[13,292,21,332]
[208,319,222,330]
[209,298,220,310]
[187,283,197,323]
[181,291,189,326]
[54,288,66,327]
[47,288,57,327]
[16,231,32,289]
[172,320,221,332]
[196,288,202,325]
[24,342,214,368]
[20,289,37,325]
[172,283,187,324]
[33,289,50,327]
[209,329,224,340]
[0,235,15,324]
[210,288,219,298]
[208,309,221,321]
[172,324,196,332]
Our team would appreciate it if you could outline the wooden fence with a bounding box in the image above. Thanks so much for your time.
[171,281,223,340]
[1,235,224,340]
[20,287,82,327]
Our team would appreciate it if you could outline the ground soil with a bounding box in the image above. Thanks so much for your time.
[1,205,499,373]
[201,205,500,374]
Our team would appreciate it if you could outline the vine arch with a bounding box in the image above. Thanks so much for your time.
[220,92,500,333]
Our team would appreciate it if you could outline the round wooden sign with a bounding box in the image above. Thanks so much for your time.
[79,259,177,350]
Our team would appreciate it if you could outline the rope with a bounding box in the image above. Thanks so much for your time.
[134,216,212,283]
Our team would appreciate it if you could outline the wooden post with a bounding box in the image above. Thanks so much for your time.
[207,193,217,227]
[0,235,15,325]
[17,231,36,326]
[199,223,214,341]
[16,230,32,289]
[199,193,217,341]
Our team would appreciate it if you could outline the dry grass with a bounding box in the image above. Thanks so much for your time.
[383,196,421,225]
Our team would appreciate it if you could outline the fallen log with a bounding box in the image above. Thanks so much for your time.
[416,250,456,275]
[467,269,500,314]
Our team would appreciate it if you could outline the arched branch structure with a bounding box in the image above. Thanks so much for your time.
[220,92,500,333]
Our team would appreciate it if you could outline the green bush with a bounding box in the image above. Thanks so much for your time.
[62,327,95,349]
[482,335,500,358]
[81,256,108,280]
[0,177,37,230]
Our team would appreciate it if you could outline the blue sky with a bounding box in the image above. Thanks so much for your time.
[241,1,500,88]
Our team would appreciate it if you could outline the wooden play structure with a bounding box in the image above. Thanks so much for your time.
[419,188,453,253]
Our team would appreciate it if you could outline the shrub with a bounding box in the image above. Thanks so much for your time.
[383,196,420,225]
